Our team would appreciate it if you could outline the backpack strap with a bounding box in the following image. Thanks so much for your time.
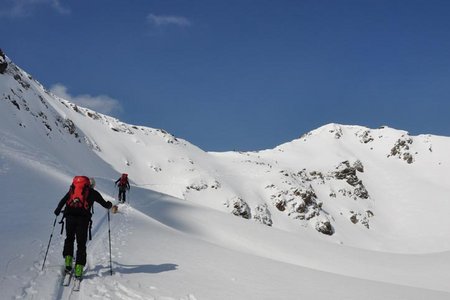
[59,215,65,235]
[88,219,93,241]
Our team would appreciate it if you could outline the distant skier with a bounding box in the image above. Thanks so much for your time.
[54,176,113,282]
[115,173,130,203]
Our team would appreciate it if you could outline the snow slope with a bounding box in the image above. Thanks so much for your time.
[1,57,450,299]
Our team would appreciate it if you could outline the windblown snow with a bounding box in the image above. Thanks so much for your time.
[1,57,450,299]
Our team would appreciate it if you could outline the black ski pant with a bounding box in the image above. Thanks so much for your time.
[63,215,90,266]
[118,188,127,202]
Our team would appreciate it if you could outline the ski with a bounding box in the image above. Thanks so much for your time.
[62,268,73,286]
[72,277,81,291]
[62,272,72,286]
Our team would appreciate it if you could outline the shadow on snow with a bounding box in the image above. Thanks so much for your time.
[84,263,179,279]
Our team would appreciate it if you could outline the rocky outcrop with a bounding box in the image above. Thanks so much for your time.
[186,179,221,192]
[265,158,373,235]
[356,129,374,144]
[334,160,369,200]
[0,49,7,74]
[253,204,272,226]
[315,219,334,235]
[61,118,78,136]
[388,137,414,164]
[268,182,332,234]
[270,184,321,219]
[186,181,209,192]
[230,197,251,219]
[350,210,374,228]
[334,161,369,200]
[329,126,343,139]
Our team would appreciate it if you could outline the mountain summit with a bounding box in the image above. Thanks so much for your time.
[1,56,450,299]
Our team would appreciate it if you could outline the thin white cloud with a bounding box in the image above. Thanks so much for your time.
[50,0,70,14]
[0,0,70,18]
[147,13,191,27]
[50,83,123,116]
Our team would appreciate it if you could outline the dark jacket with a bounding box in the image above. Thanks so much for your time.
[115,178,130,190]
[55,188,112,217]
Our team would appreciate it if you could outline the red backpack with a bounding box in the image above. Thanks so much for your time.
[66,176,91,210]
[119,173,128,187]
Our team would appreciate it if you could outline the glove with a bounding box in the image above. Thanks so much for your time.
[54,208,60,216]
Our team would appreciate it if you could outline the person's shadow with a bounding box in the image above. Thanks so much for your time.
[116,263,178,274]
[85,263,178,279]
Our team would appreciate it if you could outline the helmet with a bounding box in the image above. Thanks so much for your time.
[89,177,96,188]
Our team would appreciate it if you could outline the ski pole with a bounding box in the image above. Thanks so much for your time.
[107,210,113,275]
[42,215,58,271]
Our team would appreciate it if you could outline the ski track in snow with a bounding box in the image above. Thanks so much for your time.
[44,203,197,300]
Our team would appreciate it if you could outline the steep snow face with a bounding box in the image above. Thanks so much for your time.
[2,61,450,254]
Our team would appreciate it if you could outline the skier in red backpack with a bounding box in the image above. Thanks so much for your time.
[115,173,130,203]
[54,176,113,282]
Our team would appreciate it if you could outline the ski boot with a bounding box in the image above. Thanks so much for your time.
[73,264,84,291]
[74,264,84,280]
[64,255,73,273]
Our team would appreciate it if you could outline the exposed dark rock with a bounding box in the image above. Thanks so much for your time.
[62,118,78,136]
[403,152,414,164]
[316,220,334,235]
[353,160,364,172]
[254,204,272,226]
[210,180,221,189]
[231,197,251,219]
[11,99,20,110]
[186,182,208,191]
[275,199,286,211]
[358,130,374,143]
[72,104,80,113]
[334,161,355,180]
[293,188,317,205]
[334,161,369,199]
[389,138,414,164]
[390,138,412,156]
[43,122,52,131]
[87,111,101,120]
[346,177,360,187]
[13,74,31,89]
[329,127,343,139]
[0,49,7,74]
[349,210,374,228]
[354,184,369,199]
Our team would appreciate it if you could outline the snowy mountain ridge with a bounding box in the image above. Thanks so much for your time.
[2,58,450,251]
[2,57,450,299]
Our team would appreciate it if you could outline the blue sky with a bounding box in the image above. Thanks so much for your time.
[2,0,450,151]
